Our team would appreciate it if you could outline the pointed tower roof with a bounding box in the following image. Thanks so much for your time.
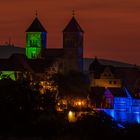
[89,57,105,78]
[89,57,101,71]
[26,17,47,32]
[63,16,84,32]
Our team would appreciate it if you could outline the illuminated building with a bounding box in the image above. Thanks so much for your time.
[90,86,140,123]
[0,13,85,103]
[26,17,47,59]
[0,13,140,123]
[0,14,84,82]
[25,14,84,73]
[89,58,122,88]
[89,58,140,123]
[89,57,140,89]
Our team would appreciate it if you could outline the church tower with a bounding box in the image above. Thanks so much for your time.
[26,15,47,59]
[63,14,84,73]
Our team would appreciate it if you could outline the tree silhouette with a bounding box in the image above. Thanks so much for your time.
[52,72,90,101]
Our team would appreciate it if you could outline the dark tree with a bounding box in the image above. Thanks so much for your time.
[52,72,90,98]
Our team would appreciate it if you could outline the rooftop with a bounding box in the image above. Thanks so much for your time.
[63,16,84,32]
[26,17,47,32]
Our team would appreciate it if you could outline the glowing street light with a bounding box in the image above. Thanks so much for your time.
[68,111,77,122]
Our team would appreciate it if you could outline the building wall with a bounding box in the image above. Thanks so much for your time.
[90,67,122,88]
[63,32,83,73]
[26,32,47,59]
[91,79,122,88]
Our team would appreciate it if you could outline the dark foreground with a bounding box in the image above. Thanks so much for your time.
[0,111,140,140]
[0,79,139,139]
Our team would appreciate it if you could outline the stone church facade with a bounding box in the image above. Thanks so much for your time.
[0,14,84,83]
[25,15,84,74]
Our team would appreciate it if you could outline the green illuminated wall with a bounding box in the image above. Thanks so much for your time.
[0,71,16,81]
[26,32,42,59]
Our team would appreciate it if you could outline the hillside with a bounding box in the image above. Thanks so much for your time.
[84,58,137,72]
[0,45,25,59]
[0,45,138,72]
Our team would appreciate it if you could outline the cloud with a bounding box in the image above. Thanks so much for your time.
[67,0,140,13]
[0,0,140,64]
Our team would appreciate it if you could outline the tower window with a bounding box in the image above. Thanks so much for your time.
[31,52,36,59]
[30,40,38,47]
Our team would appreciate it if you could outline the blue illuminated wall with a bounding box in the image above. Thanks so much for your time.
[103,87,140,124]
[41,32,47,49]
[104,108,140,124]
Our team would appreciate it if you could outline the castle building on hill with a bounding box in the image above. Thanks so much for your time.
[1,14,140,123]
[0,14,84,82]
[89,57,122,88]
[89,57,140,89]
[0,14,140,92]
[89,57,140,124]
[25,14,84,73]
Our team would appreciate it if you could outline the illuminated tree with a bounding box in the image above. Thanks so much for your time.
[0,71,16,81]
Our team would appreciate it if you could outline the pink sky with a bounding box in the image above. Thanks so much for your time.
[0,0,140,64]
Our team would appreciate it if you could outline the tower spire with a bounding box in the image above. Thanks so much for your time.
[8,37,11,45]
[35,10,38,17]
[72,9,75,17]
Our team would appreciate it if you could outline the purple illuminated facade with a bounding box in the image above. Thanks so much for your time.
[89,58,140,124]
[91,86,140,124]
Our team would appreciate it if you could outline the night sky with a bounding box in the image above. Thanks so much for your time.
[0,0,140,64]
